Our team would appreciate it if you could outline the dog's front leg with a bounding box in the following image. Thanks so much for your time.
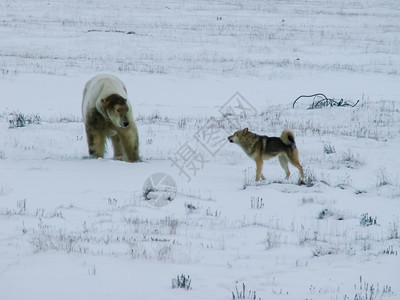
[255,157,264,182]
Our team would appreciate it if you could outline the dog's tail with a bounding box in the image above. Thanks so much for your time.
[281,129,296,148]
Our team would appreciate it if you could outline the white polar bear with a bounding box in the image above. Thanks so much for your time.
[82,74,140,162]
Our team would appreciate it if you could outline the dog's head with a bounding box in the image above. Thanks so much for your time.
[101,94,130,128]
[228,128,248,143]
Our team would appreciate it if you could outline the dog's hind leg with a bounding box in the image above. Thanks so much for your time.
[255,156,264,182]
[278,154,290,179]
[291,160,304,180]
[287,150,305,180]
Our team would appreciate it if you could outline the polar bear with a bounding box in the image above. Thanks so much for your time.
[82,74,140,162]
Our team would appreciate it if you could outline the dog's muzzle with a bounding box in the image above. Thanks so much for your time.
[228,136,234,143]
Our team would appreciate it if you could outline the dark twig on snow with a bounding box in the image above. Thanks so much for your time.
[292,93,359,109]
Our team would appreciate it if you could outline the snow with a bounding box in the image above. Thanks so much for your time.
[1,0,400,299]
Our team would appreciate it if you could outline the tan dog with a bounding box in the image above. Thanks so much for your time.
[228,128,304,183]
[82,74,140,162]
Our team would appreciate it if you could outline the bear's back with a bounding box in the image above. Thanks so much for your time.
[82,74,128,119]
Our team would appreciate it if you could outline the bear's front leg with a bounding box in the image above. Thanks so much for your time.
[118,128,140,162]
[111,134,126,161]
[87,130,106,158]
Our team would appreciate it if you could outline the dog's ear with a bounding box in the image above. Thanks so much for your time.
[243,128,248,134]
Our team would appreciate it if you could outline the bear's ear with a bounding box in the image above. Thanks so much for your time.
[101,98,109,108]
[243,128,248,134]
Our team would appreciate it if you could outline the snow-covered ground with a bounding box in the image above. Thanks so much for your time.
[0,0,399,299]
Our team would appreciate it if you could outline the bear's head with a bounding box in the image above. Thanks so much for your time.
[101,94,131,128]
